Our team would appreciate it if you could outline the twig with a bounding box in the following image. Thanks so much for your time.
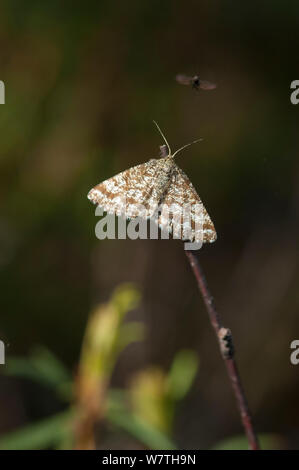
[185,250,260,450]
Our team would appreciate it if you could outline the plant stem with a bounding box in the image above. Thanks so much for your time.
[185,250,260,450]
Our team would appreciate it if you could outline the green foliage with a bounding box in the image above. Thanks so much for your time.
[108,390,176,450]
[0,284,155,449]
[0,410,73,450]
[112,284,141,318]
[78,283,143,380]
[128,350,199,437]
[5,346,72,400]
[167,350,199,401]
[0,325,198,449]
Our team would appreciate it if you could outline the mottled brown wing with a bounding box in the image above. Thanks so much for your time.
[158,165,217,243]
[199,79,217,90]
[175,74,192,86]
[87,159,161,218]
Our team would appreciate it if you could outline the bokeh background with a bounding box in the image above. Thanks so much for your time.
[0,0,298,450]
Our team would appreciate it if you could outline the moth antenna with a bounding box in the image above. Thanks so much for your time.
[153,120,171,156]
[172,139,203,159]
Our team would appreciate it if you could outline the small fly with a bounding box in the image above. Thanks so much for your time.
[176,74,217,91]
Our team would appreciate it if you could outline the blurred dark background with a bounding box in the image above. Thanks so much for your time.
[0,0,299,449]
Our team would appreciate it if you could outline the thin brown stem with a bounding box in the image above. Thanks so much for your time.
[185,249,260,450]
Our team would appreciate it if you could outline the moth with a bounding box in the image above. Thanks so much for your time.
[176,74,217,91]
[88,122,217,243]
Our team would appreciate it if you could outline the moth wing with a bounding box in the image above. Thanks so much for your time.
[88,159,161,218]
[158,165,217,243]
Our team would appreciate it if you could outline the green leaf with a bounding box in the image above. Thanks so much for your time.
[0,410,73,450]
[30,346,71,384]
[4,346,71,399]
[167,350,199,401]
[117,322,144,352]
[108,390,176,450]
[112,284,141,319]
